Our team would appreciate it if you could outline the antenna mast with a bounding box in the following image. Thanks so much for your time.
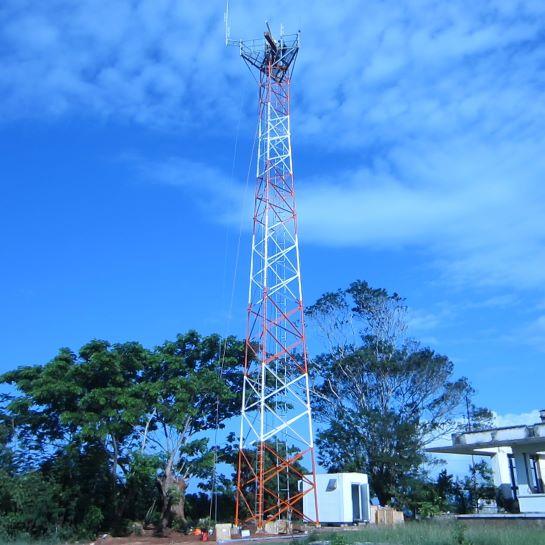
[224,1,231,45]
[231,25,319,531]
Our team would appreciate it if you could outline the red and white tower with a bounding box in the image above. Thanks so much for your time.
[232,27,319,530]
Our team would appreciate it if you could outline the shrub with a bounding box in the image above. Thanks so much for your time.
[0,473,63,539]
[82,505,104,536]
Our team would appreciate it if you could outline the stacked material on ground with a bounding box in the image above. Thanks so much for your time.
[370,505,404,525]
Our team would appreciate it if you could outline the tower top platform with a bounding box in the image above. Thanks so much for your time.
[229,26,299,83]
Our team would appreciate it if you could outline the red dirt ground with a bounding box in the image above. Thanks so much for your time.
[90,532,217,545]
[89,528,319,545]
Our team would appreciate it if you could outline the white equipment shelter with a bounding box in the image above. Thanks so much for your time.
[302,472,371,524]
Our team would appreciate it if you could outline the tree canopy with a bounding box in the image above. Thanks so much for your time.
[0,331,244,539]
[0,281,495,539]
[306,280,492,506]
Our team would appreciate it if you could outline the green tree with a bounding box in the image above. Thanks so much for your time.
[0,405,15,474]
[0,472,64,539]
[122,453,162,524]
[306,280,489,506]
[138,331,244,532]
[1,340,149,476]
[436,469,456,510]
[452,460,495,514]
[0,330,246,536]
[398,470,442,518]
[1,339,152,533]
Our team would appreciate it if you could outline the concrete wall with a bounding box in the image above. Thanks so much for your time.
[518,494,545,513]
[512,448,545,513]
[491,448,511,488]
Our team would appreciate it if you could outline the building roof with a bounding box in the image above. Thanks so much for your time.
[428,421,545,456]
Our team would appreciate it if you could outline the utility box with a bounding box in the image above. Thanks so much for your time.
[301,472,371,524]
[215,523,232,541]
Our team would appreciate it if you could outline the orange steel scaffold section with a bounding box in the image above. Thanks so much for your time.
[230,27,319,531]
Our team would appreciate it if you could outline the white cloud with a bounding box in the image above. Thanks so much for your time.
[3,1,545,135]
[407,309,441,333]
[3,0,545,290]
[0,0,243,126]
[126,154,247,224]
[296,137,545,288]
[465,294,520,310]
[493,410,542,428]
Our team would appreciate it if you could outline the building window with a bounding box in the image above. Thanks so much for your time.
[326,478,337,491]
[527,455,544,494]
[508,454,518,499]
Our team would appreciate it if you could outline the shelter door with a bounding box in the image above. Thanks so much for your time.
[351,484,361,522]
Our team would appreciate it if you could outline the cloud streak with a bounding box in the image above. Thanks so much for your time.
[297,136,545,288]
[3,0,545,290]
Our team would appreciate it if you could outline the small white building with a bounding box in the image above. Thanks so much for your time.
[301,472,371,524]
[429,412,545,514]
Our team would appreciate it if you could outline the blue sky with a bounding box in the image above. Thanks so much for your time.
[1,0,545,444]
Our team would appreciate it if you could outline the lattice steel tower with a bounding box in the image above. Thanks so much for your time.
[230,26,319,530]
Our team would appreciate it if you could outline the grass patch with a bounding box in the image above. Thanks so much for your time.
[308,520,545,545]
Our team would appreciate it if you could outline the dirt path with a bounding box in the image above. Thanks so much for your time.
[91,532,212,545]
[89,524,370,545]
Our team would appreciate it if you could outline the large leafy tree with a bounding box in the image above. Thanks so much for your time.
[139,331,244,531]
[0,330,245,535]
[1,340,151,529]
[306,280,491,506]
[1,340,148,476]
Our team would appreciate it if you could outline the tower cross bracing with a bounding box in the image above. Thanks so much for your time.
[232,28,319,530]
